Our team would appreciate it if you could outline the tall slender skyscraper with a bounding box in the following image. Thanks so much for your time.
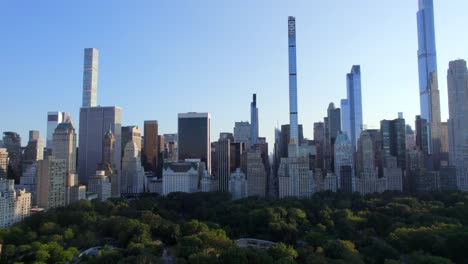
[417,0,441,154]
[250,94,259,145]
[82,48,99,107]
[143,121,159,173]
[342,66,363,151]
[288,16,299,146]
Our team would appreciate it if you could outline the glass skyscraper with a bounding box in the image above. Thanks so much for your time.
[417,0,441,153]
[288,16,299,146]
[342,65,363,151]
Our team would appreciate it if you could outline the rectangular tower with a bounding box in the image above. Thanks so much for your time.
[82,48,99,107]
[346,66,363,151]
[288,16,299,146]
[250,94,259,145]
[178,113,211,175]
[143,121,159,173]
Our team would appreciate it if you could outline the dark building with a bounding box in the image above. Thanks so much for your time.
[339,165,353,193]
[217,137,230,192]
[380,114,406,169]
[2,132,22,183]
[279,124,304,158]
[415,115,429,154]
[178,113,211,175]
[143,120,158,173]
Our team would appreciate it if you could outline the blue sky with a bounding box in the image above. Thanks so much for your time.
[2,1,468,148]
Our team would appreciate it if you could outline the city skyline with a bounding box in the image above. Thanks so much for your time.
[2,1,468,146]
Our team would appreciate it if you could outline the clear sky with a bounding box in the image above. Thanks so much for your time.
[2,1,468,148]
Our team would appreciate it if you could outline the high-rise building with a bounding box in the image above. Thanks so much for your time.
[88,170,112,201]
[314,122,325,170]
[163,133,178,162]
[447,59,468,190]
[278,141,314,198]
[78,106,122,185]
[417,0,442,154]
[2,132,22,182]
[0,179,31,228]
[217,136,230,192]
[384,156,403,191]
[121,141,145,195]
[178,112,211,174]
[288,16,299,146]
[52,122,77,174]
[380,114,406,169]
[122,126,142,158]
[234,121,251,148]
[334,132,354,192]
[143,121,159,172]
[99,129,119,197]
[82,48,99,107]
[341,66,363,151]
[406,125,416,150]
[37,156,66,209]
[355,130,386,194]
[251,94,259,145]
[415,115,429,154]
[229,168,247,200]
[24,131,44,162]
[247,149,267,197]
[325,103,341,171]
[279,124,304,158]
[0,148,8,179]
[46,112,71,148]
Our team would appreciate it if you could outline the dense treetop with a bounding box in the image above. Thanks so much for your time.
[1,190,468,263]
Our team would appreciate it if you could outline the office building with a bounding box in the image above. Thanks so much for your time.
[314,122,325,170]
[178,112,211,174]
[78,106,122,185]
[447,59,468,190]
[163,133,178,162]
[278,142,314,198]
[143,121,159,172]
[0,148,8,179]
[52,122,77,174]
[234,121,251,148]
[46,112,70,148]
[406,125,416,150]
[325,103,341,171]
[417,0,442,154]
[247,149,267,197]
[288,16,299,146]
[121,141,145,195]
[334,132,354,192]
[380,114,406,169]
[279,124,304,158]
[162,161,206,195]
[355,130,386,194]
[384,156,403,191]
[19,161,39,206]
[0,179,31,228]
[122,126,142,159]
[217,136,230,192]
[37,156,66,209]
[24,131,44,162]
[2,132,22,182]
[82,48,99,107]
[341,66,363,151]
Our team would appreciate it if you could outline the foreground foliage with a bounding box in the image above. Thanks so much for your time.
[1,190,468,263]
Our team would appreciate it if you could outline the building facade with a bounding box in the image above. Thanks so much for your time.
[234,121,251,148]
[162,161,206,195]
[121,142,145,195]
[37,156,66,209]
[342,66,363,151]
[251,94,259,145]
[0,179,31,228]
[288,16,299,147]
[82,48,99,107]
[143,120,159,172]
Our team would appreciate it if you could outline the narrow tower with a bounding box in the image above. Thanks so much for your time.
[288,16,299,146]
[82,48,99,107]
[250,94,259,145]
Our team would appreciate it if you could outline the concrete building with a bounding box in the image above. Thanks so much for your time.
[2,132,22,182]
[178,113,211,175]
[355,131,386,194]
[229,169,247,200]
[334,132,354,192]
[52,122,77,175]
[19,161,39,206]
[247,149,267,197]
[324,173,338,192]
[384,156,403,191]
[0,148,9,179]
[88,170,112,201]
[46,112,71,148]
[278,141,314,198]
[82,48,99,107]
[447,59,468,190]
[37,156,66,209]
[162,161,206,195]
[24,131,44,162]
[234,121,251,148]
[122,126,142,159]
[0,179,31,228]
[78,106,122,186]
[121,142,145,195]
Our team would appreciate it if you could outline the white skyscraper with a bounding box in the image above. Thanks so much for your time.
[82,48,99,107]
[121,142,145,194]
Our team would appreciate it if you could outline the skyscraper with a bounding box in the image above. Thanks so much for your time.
[217,136,230,192]
[143,120,159,173]
[234,121,251,148]
[342,65,363,151]
[37,156,66,209]
[46,112,71,148]
[380,114,406,169]
[447,59,468,190]
[178,112,211,175]
[2,132,22,182]
[78,106,122,185]
[121,141,145,194]
[334,132,354,192]
[24,130,44,162]
[417,0,442,154]
[82,48,99,107]
[0,148,8,179]
[52,122,77,174]
[288,16,299,146]
[251,94,259,145]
